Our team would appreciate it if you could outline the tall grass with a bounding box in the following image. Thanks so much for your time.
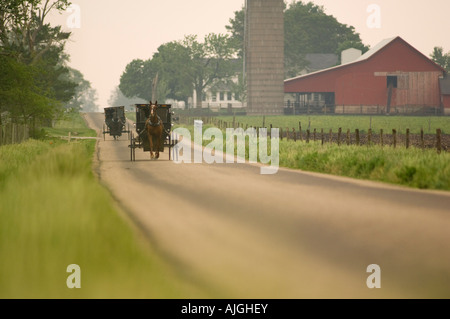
[0,115,206,298]
[280,141,450,190]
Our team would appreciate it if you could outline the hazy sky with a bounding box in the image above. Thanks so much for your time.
[48,0,450,110]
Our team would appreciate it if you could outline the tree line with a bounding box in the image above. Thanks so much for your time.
[118,1,369,108]
[0,0,98,133]
[118,1,450,110]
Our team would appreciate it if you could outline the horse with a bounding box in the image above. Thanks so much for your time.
[145,101,163,159]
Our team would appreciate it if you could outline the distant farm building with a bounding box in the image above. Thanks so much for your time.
[284,36,448,115]
[440,76,450,111]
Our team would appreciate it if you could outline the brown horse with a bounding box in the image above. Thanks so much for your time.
[145,101,163,159]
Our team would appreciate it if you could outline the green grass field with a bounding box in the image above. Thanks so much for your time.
[0,113,207,298]
[215,115,450,134]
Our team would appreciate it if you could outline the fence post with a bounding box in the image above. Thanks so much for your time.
[355,129,360,146]
[436,129,442,154]
[313,128,317,141]
[421,128,424,149]
[380,129,384,147]
[392,129,397,148]
[368,128,372,146]
[406,129,410,149]
[321,128,324,145]
[299,122,303,141]
[337,128,342,146]
[293,128,297,142]
[306,129,310,143]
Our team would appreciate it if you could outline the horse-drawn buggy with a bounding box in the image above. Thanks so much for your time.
[102,106,131,140]
[128,101,177,161]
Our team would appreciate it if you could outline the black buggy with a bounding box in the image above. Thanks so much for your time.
[102,106,131,140]
[128,103,178,161]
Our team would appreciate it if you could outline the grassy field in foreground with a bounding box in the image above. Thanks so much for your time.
[0,113,207,298]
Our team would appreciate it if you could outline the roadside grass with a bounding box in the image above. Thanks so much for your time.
[0,113,207,298]
[174,123,450,191]
[280,141,450,190]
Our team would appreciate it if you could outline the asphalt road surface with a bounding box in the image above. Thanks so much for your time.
[84,112,450,298]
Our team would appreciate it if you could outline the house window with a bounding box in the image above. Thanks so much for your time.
[212,94,217,102]
[220,92,225,101]
[387,76,398,88]
[227,92,232,101]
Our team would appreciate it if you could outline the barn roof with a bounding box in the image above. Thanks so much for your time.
[285,36,445,83]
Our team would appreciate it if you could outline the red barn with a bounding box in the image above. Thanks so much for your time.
[284,36,448,115]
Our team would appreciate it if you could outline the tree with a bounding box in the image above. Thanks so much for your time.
[430,47,450,73]
[225,1,369,78]
[0,0,76,126]
[119,33,238,108]
[151,41,193,103]
[119,59,157,102]
[225,6,245,59]
[284,1,368,77]
[0,55,59,123]
[64,68,99,112]
[0,0,72,64]
[182,33,237,108]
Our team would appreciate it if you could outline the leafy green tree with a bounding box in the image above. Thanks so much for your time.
[120,33,238,108]
[0,0,71,64]
[182,33,237,108]
[225,1,369,78]
[0,55,59,123]
[225,6,245,59]
[430,47,450,72]
[284,1,368,77]
[119,59,157,102]
[64,68,99,112]
[0,0,76,126]
[151,41,193,102]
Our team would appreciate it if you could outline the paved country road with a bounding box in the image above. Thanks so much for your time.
[84,112,450,299]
